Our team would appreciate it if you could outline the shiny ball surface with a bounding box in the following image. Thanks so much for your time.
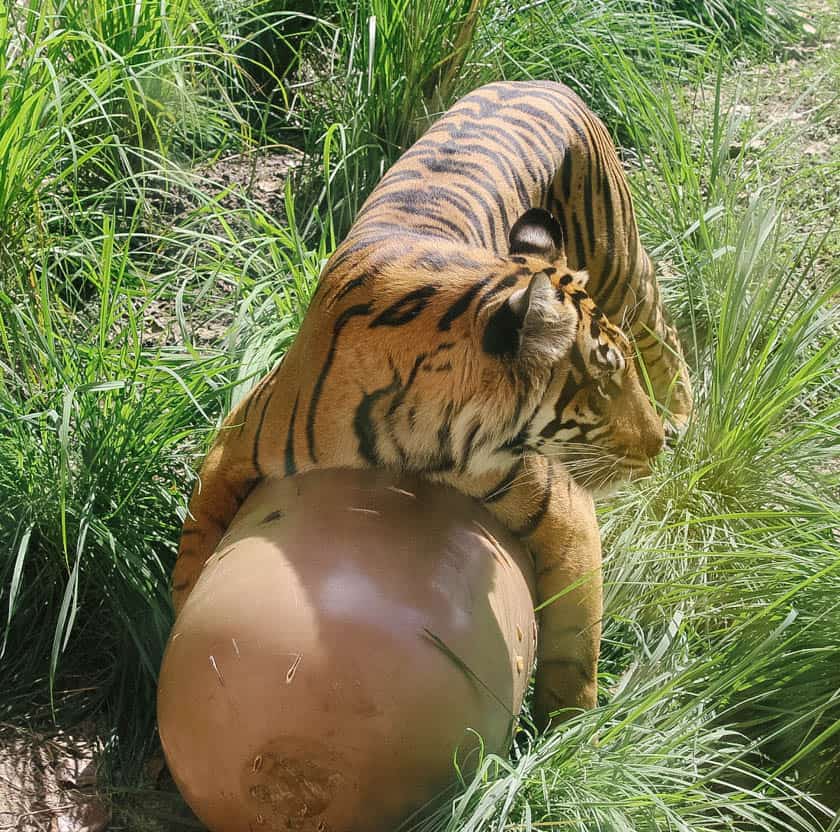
[158,468,536,832]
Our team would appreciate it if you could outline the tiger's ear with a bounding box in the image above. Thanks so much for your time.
[509,208,565,259]
[483,271,575,361]
[507,270,554,323]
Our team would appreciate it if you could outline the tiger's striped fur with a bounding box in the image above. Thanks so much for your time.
[173,81,688,729]
[334,80,691,419]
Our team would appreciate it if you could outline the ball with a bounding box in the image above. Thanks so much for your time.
[157,468,536,832]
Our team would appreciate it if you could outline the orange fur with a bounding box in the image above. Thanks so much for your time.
[173,82,686,729]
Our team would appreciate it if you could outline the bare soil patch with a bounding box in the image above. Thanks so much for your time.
[0,722,109,832]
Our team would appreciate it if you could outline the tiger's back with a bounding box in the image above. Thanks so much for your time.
[322,80,689,420]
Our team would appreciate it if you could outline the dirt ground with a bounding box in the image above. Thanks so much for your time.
[0,720,206,831]
[0,722,109,832]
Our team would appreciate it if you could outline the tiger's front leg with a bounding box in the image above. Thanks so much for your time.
[525,465,602,728]
[444,453,602,731]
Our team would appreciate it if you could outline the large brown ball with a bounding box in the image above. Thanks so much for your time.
[158,468,536,832]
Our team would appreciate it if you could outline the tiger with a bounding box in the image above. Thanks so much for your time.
[172,80,690,730]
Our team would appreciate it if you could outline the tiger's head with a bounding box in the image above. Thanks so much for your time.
[323,209,664,489]
[475,208,665,489]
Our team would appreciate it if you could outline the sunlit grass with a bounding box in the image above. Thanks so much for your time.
[0,0,255,285]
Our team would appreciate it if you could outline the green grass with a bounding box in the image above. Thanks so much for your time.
[281,0,810,239]
[1,0,838,827]
[284,0,490,238]
[0,0,260,289]
[0,221,226,759]
[656,0,808,49]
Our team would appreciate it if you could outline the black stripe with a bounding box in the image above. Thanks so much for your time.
[540,414,580,440]
[601,241,642,318]
[456,117,559,237]
[357,197,474,243]
[446,180,499,247]
[411,220,471,242]
[600,176,616,285]
[459,420,482,473]
[509,101,587,150]
[353,366,403,464]
[500,422,530,452]
[307,303,371,462]
[457,118,552,178]
[508,164,532,215]
[326,237,376,273]
[425,141,527,198]
[571,214,586,268]
[428,403,455,472]
[414,251,485,272]
[462,91,503,119]
[252,386,275,477]
[603,216,647,314]
[561,146,574,202]
[435,128,543,199]
[538,657,594,682]
[389,179,490,247]
[331,275,367,307]
[570,343,587,374]
[582,173,596,258]
[238,378,261,434]
[507,387,527,436]
[379,168,423,186]
[353,220,427,237]
[495,110,570,161]
[596,255,621,314]
[553,201,571,258]
[438,279,490,331]
[414,148,504,181]
[237,363,279,435]
[284,393,299,476]
[474,271,524,317]
[370,285,438,328]
[513,462,553,537]
[386,353,427,417]
[362,179,469,214]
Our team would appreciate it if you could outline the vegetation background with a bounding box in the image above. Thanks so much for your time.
[0,0,837,828]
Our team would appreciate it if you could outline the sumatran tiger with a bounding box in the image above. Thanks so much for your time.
[172,80,691,730]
